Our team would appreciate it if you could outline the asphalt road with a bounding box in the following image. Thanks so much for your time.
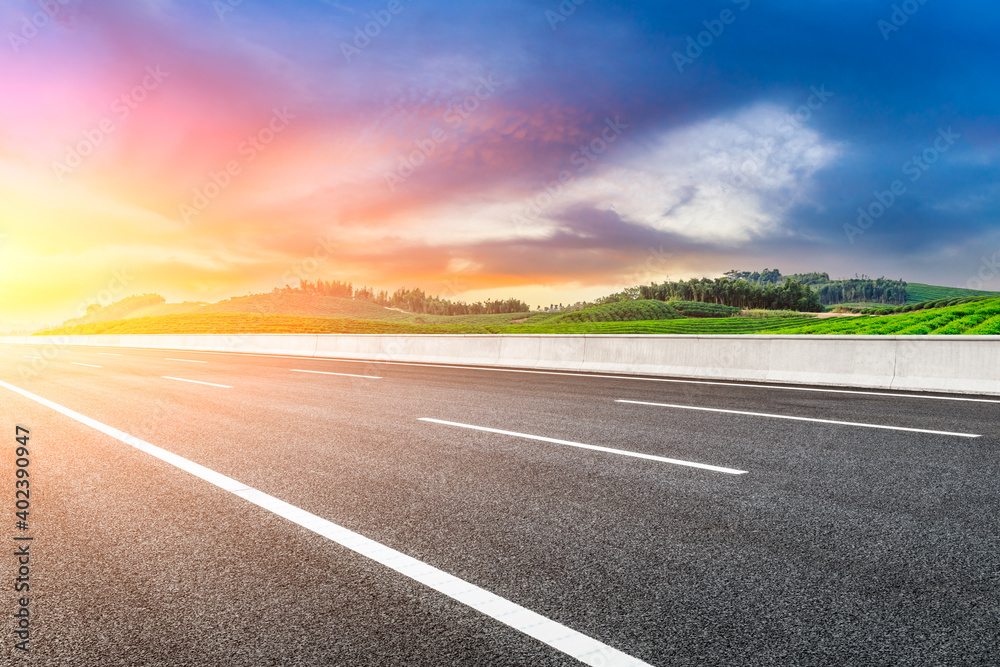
[1,342,998,666]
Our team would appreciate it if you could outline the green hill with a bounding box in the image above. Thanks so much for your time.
[197,292,413,321]
[37,313,486,336]
[53,292,428,329]
[126,302,208,318]
[51,291,538,331]
[36,297,1000,336]
[57,293,171,328]
[555,300,739,323]
[904,283,1000,304]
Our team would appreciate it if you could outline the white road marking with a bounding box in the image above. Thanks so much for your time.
[0,379,651,667]
[97,352,122,356]
[291,369,381,379]
[165,358,207,363]
[419,418,747,475]
[87,347,1000,404]
[162,376,232,389]
[22,355,43,360]
[617,400,982,438]
[71,362,102,368]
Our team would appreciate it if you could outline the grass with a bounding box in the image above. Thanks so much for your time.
[196,293,417,321]
[120,293,543,326]
[37,313,489,335]
[556,300,680,323]
[757,297,1000,335]
[736,309,808,318]
[553,300,740,323]
[35,298,1000,337]
[127,302,209,318]
[904,283,1000,304]
[847,295,996,315]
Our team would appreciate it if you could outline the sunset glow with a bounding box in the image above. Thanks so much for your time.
[2,0,998,328]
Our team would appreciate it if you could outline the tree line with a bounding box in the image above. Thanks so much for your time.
[597,277,824,312]
[722,269,907,305]
[814,277,906,305]
[280,281,531,315]
[722,268,784,285]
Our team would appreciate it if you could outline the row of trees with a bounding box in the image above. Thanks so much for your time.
[295,279,354,298]
[281,281,530,315]
[378,288,529,315]
[722,268,784,285]
[722,269,907,304]
[784,272,832,285]
[814,277,906,305]
[597,277,824,312]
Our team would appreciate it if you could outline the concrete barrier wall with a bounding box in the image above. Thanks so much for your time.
[2,334,998,396]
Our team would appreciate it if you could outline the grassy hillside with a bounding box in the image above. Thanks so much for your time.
[55,291,537,328]
[904,283,1000,304]
[36,297,1000,336]
[53,281,1000,334]
[197,292,415,321]
[40,313,488,335]
[555,300,739,323]
[58,293,170,328]
[126,302,208,318]
[758,297,1000,335]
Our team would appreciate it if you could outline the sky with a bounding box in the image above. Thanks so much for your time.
[1,0,999,327]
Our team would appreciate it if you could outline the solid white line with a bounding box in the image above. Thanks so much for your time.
[165,358,207,363]
[419,418,747,475]
[100,348,1000,404]
[0,379,650,667]
[22,355,42,359]
[71,362,102,368]
[291,369,382,379]
[616,400,982,438]
[97,352,122,356]
[162,376,232,389]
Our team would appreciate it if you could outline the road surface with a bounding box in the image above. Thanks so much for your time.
[1,342,998,665]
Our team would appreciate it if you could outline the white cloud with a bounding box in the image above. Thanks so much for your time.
[561,103,841,243]
[273,102,843,252]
